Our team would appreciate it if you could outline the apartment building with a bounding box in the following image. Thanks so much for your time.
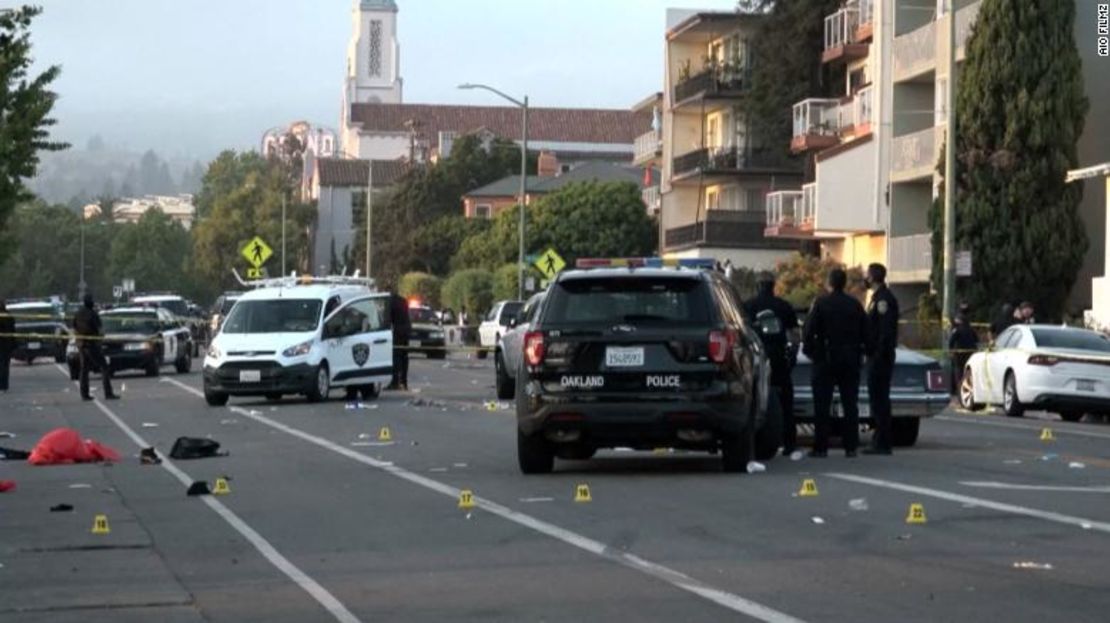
[657,10,802,270]
[764,0,890,276]
[631,92,663,217]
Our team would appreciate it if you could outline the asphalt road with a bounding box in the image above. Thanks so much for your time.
[3,355,1110,622]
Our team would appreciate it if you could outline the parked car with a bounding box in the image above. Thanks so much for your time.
[132,293,206,356]
[209,291,244,334]
[960,324,1110,421]
[8,300,68,365]
[495,292,545,399]
[407,305,446,359]
[477,300,523,359]
[67,306,194,379]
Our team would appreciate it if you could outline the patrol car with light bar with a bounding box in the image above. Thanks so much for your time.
[511,257,781,473]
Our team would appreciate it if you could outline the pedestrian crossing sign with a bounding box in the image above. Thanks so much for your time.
[241,236,273,268]
[534,248,565,279]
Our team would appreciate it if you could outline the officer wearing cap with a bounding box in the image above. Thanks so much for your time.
[864,263,898,455]
[744,271,800,456]
[73,293,118,401]
[802,268,869,458]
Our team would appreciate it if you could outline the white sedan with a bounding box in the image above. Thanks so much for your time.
[960,324,1110,421]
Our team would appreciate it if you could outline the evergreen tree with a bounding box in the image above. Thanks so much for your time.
[928,0,1088,320]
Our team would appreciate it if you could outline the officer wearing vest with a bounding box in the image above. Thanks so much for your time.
[864,263,899,455]
[744,271,800,456]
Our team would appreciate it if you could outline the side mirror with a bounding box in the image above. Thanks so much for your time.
[507,315,519,329]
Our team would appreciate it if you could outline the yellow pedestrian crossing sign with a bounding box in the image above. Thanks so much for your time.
[241,236,273,268]
[534,248,565,278]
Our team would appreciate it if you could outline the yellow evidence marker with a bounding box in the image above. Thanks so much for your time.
[798,479,819,497]
[91,514,110,535]
[213,477,231,496]
[458,489,475,510]
[906,503,928,524]
[574,484,592,503]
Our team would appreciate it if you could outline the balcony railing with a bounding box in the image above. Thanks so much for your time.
[673,66,750,105]
[801,182,817,226]
[641,185,661,211]
[664,210,792,250]
[633,129,662,164]
[765,190,803,227]
[672,146,801,178]
[858,0,874,27]
[824,7,860,51]
[893,17,937,81]
[846,85,873,131]
[889,234,933,275]
[891,126,936,177]
[792,99,842,140]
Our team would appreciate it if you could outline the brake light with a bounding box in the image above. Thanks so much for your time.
[708,329,734,363]
[1028,354,1060,366]
[926,369,947,392]
[524,331,545,366]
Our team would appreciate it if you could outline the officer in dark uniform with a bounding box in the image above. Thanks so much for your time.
[864,263,898,455]
[73,293,118,401]
[386,292,412,391]
[0,299,14,392]
[744,271,800,455]
[802,268,869,458]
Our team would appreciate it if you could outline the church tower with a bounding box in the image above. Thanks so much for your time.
[345,0,402,105]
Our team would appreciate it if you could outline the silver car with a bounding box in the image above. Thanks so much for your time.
[495,292,545,399]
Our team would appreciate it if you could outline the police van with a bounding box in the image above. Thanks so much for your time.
[202,276,392,406]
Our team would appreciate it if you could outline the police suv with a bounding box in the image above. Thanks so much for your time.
[66,306,194,379]
[202,276,393,406]
[513,258,781,474]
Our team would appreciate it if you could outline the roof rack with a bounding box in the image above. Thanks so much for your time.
[232,268,376,290]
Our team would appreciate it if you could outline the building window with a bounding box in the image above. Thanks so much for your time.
[705,187,720,212]
[368,20,382,77]
[475,204,492,219]
[560,164,572,174]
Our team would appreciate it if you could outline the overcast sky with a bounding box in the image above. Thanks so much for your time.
[23,0,739,158]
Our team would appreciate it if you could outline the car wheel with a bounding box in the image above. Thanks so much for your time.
[495,352,515,400]
[360,383,380,400]
[306,363,330,403]
[145,361,160,377]
[720,419,755,473]
[175,349,192,374]
[1003,372,1024,418]
[959,368,982,410]
[754,387,783,461]
[891,417,921,447]
[204,386,229,407]
[1059,410,1085,423]
[517,428,555,474]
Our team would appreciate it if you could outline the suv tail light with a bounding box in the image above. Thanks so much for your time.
[1027,354,1060,366]
[524,331,545,366]
[926,369,947,392]
[708,329,735,364]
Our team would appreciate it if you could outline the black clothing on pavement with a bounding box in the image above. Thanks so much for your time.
[802,290,869,453]
[744,286,800,451]
[866,285,899,452]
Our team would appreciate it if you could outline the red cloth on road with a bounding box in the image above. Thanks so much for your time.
[27,428,121,465]
[0,480,15,492]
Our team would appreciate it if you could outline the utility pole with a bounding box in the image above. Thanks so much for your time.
[518,96,529,301]
[281,195,287,277]
[941,3,957,369]
[78,218,86,300]
[366,160,373,279]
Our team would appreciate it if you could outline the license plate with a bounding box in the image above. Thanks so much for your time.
[1077,379,1096,392]
[410,340,422,347]
[606,346,644,368]
[28,342,41,350]
[239,370,261,383]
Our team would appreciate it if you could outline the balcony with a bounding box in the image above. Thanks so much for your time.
[764,183,819,239]
[791,99,841,153]
[893,1,982,83]
[664,209,796,252]
[888,234,933,283]
[856,0,874,41]
[822,7,869,65]
[633,130,662,166]
[641,185,661,213]
[839,85,873,138]
[671,146,802,182]
[891,126,937,182]
[672,65,750,109]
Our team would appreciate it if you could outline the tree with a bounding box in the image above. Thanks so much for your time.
[398,272,443,308]
[772,252,865,310]
[440,269,494,316]
[108,208,192,293]
[0,6,67,264]
[928,0,1088,321]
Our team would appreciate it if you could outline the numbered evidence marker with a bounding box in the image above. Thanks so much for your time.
[458,489,476,510]
[1040,427,1055,441]
[212,477,231,496]
[798,478,819,497]
[91,514,111,535]
[378,426,392,442]
[905,503,928,524]
[574,484,592,503]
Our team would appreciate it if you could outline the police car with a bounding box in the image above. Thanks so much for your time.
[407,303,447,359]
[202,276,393,406]
[66,307,194,379]
[512,257,780,474]
[8,299,69,365]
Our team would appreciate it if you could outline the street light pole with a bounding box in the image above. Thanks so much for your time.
[281,195,287,277]
[941,5,957,369]
[366,160,373,279]
[79,217,86,299]
[458,83,529,300]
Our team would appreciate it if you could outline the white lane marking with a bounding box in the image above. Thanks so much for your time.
[56,365,361,623]
[827,472,1110,534]
[519,497,555,503]
[935,414,1110,440]
[959,481,1110,493]
[163,377,805,623]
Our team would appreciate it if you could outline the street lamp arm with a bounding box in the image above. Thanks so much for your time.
[457,83,525,108]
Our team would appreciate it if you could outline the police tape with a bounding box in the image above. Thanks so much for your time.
[0,332,164,344]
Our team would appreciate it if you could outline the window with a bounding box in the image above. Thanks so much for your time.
[544,277,712,326]
[325,298,386,338]
[1030,329,1110,353]
[102,313,160,335]
[475,204,492,219]
[499,302,524,326]
[368,20,382,77]
[706,114,721,151]
[705,187,721,211]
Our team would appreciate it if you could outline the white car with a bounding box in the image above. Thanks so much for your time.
[494,292,544,399]
[960,324,1110,421]
[477,300,523,359]
[202,278,393,406]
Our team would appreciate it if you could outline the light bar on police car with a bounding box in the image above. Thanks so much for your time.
[574,257,717,269]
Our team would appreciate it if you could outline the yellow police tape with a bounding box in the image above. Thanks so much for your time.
[0,332,163,344]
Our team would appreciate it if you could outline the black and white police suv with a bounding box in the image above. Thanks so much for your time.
[202,276,393,406]
[66,306,194,379]
[512,257,780,474]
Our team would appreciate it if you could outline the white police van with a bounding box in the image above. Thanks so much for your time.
[202,276,393,406]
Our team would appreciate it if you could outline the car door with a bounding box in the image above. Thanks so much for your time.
[984,327,1019,403]
[324,294,392,386]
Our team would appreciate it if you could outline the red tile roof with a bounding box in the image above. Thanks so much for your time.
[349,103,651,145]
[317,158,407,187]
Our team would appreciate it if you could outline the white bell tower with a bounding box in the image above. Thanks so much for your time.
[346,0,402,105]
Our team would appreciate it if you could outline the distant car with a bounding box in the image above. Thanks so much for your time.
[791,347,949,447]
[960,324,1110,422]
[209,291,244,334]
[67,307,194,379]
[407,305,446,359]
[132,293,205,354]
[7,301,68,365]
[495,292,545,399]
[477,300,523,359]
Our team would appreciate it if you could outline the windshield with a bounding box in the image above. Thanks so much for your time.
[408,307,438,324]
[221,299,323,334]
[102,313,160,335]
[544,277,710,325]
[1031,329,1110,353]
[219,298,240,315]
[147,299,189,317]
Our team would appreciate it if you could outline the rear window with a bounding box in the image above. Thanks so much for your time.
[1031,329,1110,353]
[543,277,711,325]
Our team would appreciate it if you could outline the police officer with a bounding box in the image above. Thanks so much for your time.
[0,299,14,393]
[802,268,869,458]
[744,271,800,456]
[386,291,412,391]
[73,293,118,401]
[864,263,898,455]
